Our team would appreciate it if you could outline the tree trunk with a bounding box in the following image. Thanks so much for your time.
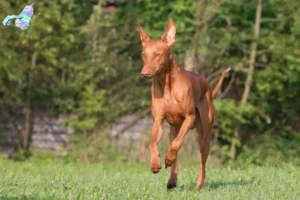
[184,0,207,72]
[23,53,37,149]
[91,0,102,63]
[240,0,262,106]
[230,0,262,160]
[23,102,32,149]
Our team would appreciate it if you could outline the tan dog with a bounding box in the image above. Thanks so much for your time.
[138,18,230,190]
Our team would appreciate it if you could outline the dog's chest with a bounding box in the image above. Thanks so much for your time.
[163,99,185,126]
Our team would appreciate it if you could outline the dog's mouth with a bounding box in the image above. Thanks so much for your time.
[142,74,153,79]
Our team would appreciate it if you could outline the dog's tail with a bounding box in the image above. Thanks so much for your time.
[212,68,231,97]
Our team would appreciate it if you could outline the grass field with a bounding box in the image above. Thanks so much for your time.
[0,159,299,200]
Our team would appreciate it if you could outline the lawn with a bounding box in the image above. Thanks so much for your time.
[0,159,299,200]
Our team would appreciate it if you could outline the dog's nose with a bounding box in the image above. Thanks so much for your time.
[141,72,151,78]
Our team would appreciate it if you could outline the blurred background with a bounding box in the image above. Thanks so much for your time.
[0,0,299,167]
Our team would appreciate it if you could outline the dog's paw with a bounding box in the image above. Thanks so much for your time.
[150,154,161,173]
[197,179,205,190]
[151,163,161,174]
[167,179,178,189]
[165,149,177,168]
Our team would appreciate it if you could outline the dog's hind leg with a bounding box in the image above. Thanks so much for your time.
[196,93,215,190]
[167,126,180,189]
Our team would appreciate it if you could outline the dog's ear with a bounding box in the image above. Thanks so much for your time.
[138,23,150,46]
[161,18,176,47]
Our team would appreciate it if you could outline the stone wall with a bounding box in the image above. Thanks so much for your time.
[0,112,169,155]
[0,111,73,152]
[30,113,73,149]
[110,114,169,141]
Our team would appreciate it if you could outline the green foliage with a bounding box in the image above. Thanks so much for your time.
[66,131,127,163]
[236,132,300,166]
[214,99,255,159]
[68,86,109,133]
[0,0,300,163]
[0,0,83,111]
[11,148,32,161]
[251,1,300,129]
[67,2,153,132]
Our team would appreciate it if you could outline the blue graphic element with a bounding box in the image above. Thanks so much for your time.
[2,2,35,30]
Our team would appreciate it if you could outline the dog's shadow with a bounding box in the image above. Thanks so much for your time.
[177,179,253,191]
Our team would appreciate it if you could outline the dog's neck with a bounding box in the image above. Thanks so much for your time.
[153,53,180,98]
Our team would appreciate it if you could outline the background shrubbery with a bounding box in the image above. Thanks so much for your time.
[0,0,299,166]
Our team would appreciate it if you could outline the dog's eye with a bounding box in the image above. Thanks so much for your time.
[155,53,162,57]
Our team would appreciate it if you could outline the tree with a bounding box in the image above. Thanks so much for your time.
[230,0,262,160]
[0,0,84,149]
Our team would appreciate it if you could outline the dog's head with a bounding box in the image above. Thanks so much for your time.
[138,18,176,79]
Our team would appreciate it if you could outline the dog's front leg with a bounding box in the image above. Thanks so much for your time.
[149,118,164,173]
[165,114,196,168]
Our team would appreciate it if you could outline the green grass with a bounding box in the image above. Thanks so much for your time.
[0,159,299,200]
